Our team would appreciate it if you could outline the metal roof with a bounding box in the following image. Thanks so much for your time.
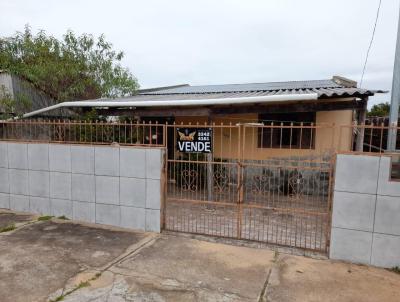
[21,76,387,118]
[73,76,385,105]
[136,77,385,99]
[142,79,341,94]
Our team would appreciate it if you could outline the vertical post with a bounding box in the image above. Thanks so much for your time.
[237,124,244,239]
[207,119,213,201]
[207,153,213,201]
[355,98,368,151]
[161,123,168,230]
[388,5,400,151]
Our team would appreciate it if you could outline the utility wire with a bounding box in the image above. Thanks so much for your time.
[360,0,382,88]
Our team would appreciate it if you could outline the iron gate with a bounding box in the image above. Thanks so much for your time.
[164,123,334,253]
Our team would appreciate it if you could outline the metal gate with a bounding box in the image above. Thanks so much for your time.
[163,123,334,253]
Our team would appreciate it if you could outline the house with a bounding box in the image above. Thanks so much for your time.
[0,76,398,259]
[21,75,385,159]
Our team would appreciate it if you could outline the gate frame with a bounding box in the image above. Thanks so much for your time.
[163,122,335,254]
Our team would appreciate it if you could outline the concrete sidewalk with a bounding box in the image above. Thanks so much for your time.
[61,235,275,302]
[0,210,148,302]
[265,253,400,302]
[1,210,400,302]
[59,234,400,302]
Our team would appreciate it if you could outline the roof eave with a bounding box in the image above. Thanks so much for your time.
[22,93,319,118]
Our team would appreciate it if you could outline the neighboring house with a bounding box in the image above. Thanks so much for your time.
[0,70,58,117]
[22,75,385,158]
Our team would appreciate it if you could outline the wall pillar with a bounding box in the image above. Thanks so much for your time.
[330,154,400,268]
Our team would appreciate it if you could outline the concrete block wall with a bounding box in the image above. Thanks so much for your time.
[330,154,400,268]
[0,142,164,233]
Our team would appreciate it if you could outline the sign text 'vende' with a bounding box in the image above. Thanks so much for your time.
[176,128,212,153]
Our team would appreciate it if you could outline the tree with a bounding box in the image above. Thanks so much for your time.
[0,84,32,119]
[368,102,390,117]
[0,25,139,103]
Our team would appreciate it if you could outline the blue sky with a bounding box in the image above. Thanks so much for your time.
[1,0,398,106]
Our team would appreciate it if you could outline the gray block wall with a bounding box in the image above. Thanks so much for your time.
[330,154,400,268]
[0,142,164,233]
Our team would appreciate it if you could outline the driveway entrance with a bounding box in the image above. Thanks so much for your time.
[164,124,334,253]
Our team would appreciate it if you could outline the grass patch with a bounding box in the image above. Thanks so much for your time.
[37,215,53,221]
[93,272,102,279]
[50,282,90,302]
[0,224,16,233]
[388,266,400,274]
[272,250,279,263]
[52,296,64,302]
[77,280,91,289]
[49,273,102,302]
[57,215,69,220]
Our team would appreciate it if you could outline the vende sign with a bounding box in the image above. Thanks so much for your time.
[176,128,213,153]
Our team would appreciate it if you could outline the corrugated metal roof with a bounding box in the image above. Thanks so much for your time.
[142,79,341,94]
[85,77,384,104]
[86,89,381,105]
[136,77,385,99]
[22,76,386,117]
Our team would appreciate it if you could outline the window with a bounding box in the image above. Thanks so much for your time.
[258,112,316,149]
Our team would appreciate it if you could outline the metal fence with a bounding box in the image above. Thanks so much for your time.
[339,124,400,154]
[1,120,398,154]
[0,120,165,147]
[164,123,335,253]
[1,120,399,253]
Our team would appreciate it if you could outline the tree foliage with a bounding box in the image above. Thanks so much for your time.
[367,102,390,117]
[0,25,139,103]
[0,85,32,119]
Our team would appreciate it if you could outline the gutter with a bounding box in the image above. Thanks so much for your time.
[22,93,318,118]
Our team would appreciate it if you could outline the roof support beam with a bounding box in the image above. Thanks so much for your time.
[95,107,212,117]
[92,99,364,118]
[210,100,364,115]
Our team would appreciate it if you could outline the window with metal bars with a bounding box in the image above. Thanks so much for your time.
[258,112,316,149]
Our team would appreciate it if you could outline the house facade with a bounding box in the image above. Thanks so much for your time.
[22,75,384,160]
[3,76,397,258]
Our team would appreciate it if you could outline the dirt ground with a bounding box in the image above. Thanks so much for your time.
[1,209,400,302]
[0,211,37,228]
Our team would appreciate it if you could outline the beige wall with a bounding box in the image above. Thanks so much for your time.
[316,110,353,153]
[174,110,353,160]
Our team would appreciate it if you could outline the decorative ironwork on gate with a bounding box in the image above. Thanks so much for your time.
[164,123,335,253]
